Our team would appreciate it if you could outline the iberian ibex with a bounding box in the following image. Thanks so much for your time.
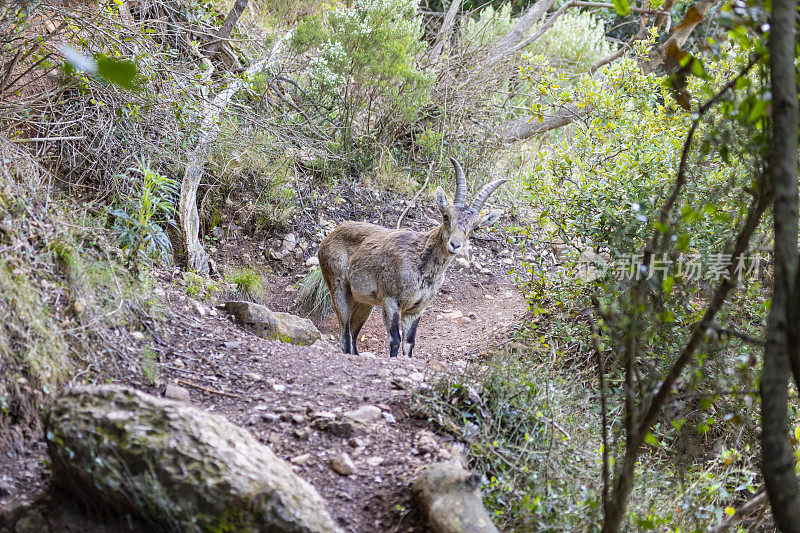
[318,158,506,357]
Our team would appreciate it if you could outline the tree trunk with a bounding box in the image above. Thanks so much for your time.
[205,0,250,59]
[761,0,800,528]
[179,29,292,273]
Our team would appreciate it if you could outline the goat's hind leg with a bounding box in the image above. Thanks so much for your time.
[330,279,354,353]
[349,303,373,355]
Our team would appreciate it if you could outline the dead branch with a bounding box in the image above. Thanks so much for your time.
[179,28,293,274]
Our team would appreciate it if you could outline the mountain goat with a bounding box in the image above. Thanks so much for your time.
[318,158,506,358]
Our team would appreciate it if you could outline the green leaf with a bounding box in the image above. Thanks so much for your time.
[690,58,706,78]
[654,221,669,233]
[644,432,661,448]
[676,234,690,252]
[612,0,631,16]
[662,275,674,294]
[671,418,686,431]
[95,54,139,90]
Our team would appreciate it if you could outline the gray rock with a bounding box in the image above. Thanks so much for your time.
[311,417,367,437]
[164,384,190,402]
[312,339,337,352]
[290,453,311,465]
[330,453,357,476]
[221,301,321,346]
[416,430,439,454]
[46,385,341,533]
[413,461,499,533]
[382,412,397,425]
[344,405,382,424]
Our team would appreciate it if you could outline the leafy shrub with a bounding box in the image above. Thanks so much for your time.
[293,0,432,151]
[504,46,770,530]
[526,12,613,70]
[109,160,178,266]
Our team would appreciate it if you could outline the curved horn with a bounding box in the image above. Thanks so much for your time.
[471,179,507,210]
[450,157,467,205]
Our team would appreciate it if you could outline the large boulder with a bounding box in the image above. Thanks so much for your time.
[46,385,341,533]
[412,461,499,533]
[221,301,321,345]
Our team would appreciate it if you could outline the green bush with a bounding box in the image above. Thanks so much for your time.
[293,0,432,152]
[109,160,178,266]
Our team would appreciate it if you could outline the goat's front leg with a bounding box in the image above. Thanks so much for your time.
[381,298,401,358]
[401,313,421,358]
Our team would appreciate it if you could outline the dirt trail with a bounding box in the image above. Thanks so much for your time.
[153,265,527,532]
[0,249,528,532]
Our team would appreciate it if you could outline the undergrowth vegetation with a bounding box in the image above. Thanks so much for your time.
[2,0,796,530]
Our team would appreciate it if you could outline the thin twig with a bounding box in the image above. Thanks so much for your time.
[177,379,241,398]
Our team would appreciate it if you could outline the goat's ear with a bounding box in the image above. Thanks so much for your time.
[435,187,448,212]
[478,210,501,227]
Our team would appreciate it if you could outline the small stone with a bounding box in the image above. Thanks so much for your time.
[293,427,311,440]
[365,456,384,467]
[416,430,438,454]
[267,433,281,445]
[441,309,463,320]
[311,411,337,422]
[262,413,280,423]
[130,331,145,341]
[376,368,391,378]
[344,405,382,424]
[224,341,243,349]
[409,372,425,382]
[331,453,357,476]
[455,257,470,270]
[290,453,311,465]
[164,384,190,402]
[173,358,185,369]
[291,414,306,425]
[390,377,415,390]
[272,383,287,392]
[349,437,367,448]
[312,417,367,437]
[382,412,397,425]
[245,372,263,381]
[305,256,319,268]
[282,233,297,252]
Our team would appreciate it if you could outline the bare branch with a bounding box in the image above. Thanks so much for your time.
[483,0,559,68]
[179,28,293,273]
[430,0,461,63]
[639,0,721,74]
